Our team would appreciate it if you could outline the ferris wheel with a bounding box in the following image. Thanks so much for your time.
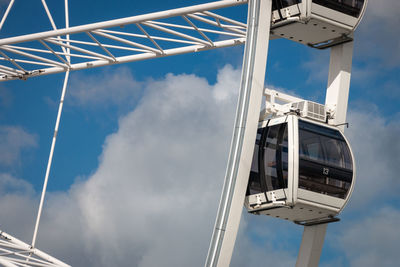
[0,1,367,266]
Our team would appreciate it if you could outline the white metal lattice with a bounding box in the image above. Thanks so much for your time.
[0,0,248,81]
[0,231,71,267]
[0,1,249,266]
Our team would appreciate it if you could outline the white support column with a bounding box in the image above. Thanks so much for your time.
[325,41,354,128]
[296,41,354,267]
[205,0,272,266]
[296,224,327,267]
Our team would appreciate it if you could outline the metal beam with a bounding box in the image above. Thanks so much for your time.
[296,41,354,267]
[0,0,248,81]
[0,230,71,267]
[296,224,327,267]
[205,0,272,266]
[325,41,354,130]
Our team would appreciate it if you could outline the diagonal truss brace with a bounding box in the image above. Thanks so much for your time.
[0,0,248,81]
[0,231,70,267]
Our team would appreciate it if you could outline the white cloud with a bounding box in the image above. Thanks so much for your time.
[0,172,34,196]
[213,64,241,102]
[0,173,37,242]
[0,126,37,166]
[301,50,330,84]
[335,207,400,267]
[1,66,241,267]
[301,0,400,93]
[68,67,142,110]
[232,215,298,267]
[345,106,400,211]
[0,0,10,8]
[1,67,399,267]
[355,0,400,67]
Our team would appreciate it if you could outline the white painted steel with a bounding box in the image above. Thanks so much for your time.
[205,0,272,266]
[0,39,244,81]
[44,37,115,61]
[324,41,357,214]
[0,50,26,73]
[31,71,70,249]
[271,0,368,47]
[91,30,162,54]
[0,0,245,45]
[39,40,72,67]
[0,0,247,81]
[296,224,327,267]
[288,115,296,205]
[141,21,211,46]
[325,41,354,130]
[0,258,18,267]
[41,0,69,60]
[0,0,15,31]
[41,0,57,31]
[0,231,70,267]
[0,1,364,267]
[65,0,70,63]
[31,0,72,254]
[296,41,355,267]
[187,13,247,35]
[1,45,67,68]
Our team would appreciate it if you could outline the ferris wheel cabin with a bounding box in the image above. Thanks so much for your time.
[270,0,368,48]
[245,114,355,225]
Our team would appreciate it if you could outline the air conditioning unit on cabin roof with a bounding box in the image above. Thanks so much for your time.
[291,101,327,122]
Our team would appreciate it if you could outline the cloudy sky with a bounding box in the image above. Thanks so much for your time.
[0,0,399,266]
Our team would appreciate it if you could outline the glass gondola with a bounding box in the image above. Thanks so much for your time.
[269,0,368,48]
[245,114,355,225]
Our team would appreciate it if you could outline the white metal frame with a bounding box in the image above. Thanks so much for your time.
[0,231,70,267]
[296,41,355,267]
[0,0,248,81]
[0,0,362,266]
[0,1,248,265]
[205,1,272,266]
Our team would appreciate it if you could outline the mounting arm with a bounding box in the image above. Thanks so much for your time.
[296,41,354,267]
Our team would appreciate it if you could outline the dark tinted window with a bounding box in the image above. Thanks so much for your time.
[313,0,365,17]
[247,129,263,195]
[272,0,302,11]
[298,120,353,199]
[247,123,288,196]
[262,123,288,191]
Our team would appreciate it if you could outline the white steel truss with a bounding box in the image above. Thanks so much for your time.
[0,0,248,81]
[0,231,70,267]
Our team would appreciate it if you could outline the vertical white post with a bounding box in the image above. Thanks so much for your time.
[296,224,327,267]
[325,41,354,129]
[205,0,272,266]
[296,41,354,267]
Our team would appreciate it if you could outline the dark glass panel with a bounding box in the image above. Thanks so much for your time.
[246,129,263,196]
[313,0,365,17]
[263,125,280,190]
[298,120,353,199]
[272,0,302,11]
[281,126,289,188]
[246,123,289,196]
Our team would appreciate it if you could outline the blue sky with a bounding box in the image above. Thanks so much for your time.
[0,0,399,266]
